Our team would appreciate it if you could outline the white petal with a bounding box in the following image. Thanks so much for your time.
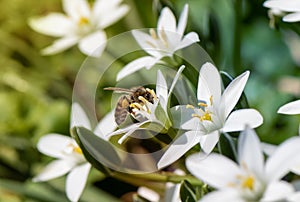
[132,30,163,58]
[261,142,277,156]
[156,70,168,111]
[186,153,242,189]
[287,192,300,202]
[284,12,300,22]
[157,131,203,169]
[41,36,79,55]
[137,187,160,202]
[96,4,129,29]
[238,128,264,177]
[158,7,177,33]
[263,0,300,12]
[116,56,158,81]
[33,159,75,182]
[176,4,188,36]
[37,134,73,158]
[70,102,91,130]
[170,105,198,129]
[78,31,107,57]
[168,65,185,97]
[197,62,222,104]
[222,109,263,132]
[220,71,250,118]
[262,181,295,202]
[63,0,90,21]
[93,110,117,139]
[199,190,242,202]
[199,131,219,154]
[278,100,300,115]
[66,163,91,202]
[175,32,200,51]
[28,13,72,37]
[266,137,300,181]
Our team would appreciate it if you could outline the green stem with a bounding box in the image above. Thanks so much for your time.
[233,0,242,74]
[110,171,203,186]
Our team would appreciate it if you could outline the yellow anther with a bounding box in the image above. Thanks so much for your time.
[138,96,151,113]
[241,176,255,190]
[73,146,83,155]
[146,88,157,100]
[150,28,158,39]
[159,29,169,47]
[210,95,213,105]
[186,104,195,109]
[78,16,89,26]
[130,102,143,110]
[198,102,208,107]
[192,112,212,121]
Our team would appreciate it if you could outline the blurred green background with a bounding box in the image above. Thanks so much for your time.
[1,0,300,201]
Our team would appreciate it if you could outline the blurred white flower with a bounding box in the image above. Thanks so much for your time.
[186,128,300,202]
[117,4,199,81]
[264,0,300,22]
[33,103,116,202]
[107,65,185,144]
[158,63,263,169]
[29,0,129,57]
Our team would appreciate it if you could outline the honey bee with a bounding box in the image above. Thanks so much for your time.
[104,86,156,125]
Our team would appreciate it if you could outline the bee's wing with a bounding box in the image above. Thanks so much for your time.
[115,95,130,125]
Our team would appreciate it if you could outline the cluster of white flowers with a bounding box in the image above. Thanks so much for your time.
[31,1,300,202]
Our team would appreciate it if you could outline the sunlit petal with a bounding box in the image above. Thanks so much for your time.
[78,31,107,57]
[116,56,158,81]
[199,189,242,202]
[186,153,242,189]
[37,134,73,158]
[70,102,91,130]
[238,128,264,177]
[66,163,91,202]
[220,71,250,118]
[262,181,295,202]
[222,109,263,132]
[63,0,90,21]
[176,4,188,36]
[278,100,300,115]
[283,12,300,22]
[199,131,219,154]
[28,13,72,37]
[94,110,117,139]
[197,63,221,103]
[266,137,300,181]
[158,131,203,169]
[157,7,177,33]
[33,159,75,182]
[41,36,79,55]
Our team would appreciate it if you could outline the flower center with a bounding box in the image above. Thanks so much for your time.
[241,176,255,190]
[73,146,83,155]
[187,96,214,122]
[78,16,90,26]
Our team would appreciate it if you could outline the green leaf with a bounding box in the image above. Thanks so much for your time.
[180,180,198,202]
[71,126,121,175]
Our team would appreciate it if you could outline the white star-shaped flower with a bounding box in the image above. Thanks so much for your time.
[29,0,129,57]
[158,62,263,169]
[33,103,116,202]
[116,4,199,81]
[186,128,300,202]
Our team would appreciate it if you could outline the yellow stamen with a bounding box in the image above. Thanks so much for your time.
[186,104,195,109]
[210,95,213,105]
[130,102,143,110]
[198,102,208,107]
[150,28,158,39]
[73,146,83,155]
[192,111,212,121]
[146,88,157,100]
[138,96,150,113]
[78,16,89,26]
[159,29,169,47]
[242,176,255,190]
[146,40,157,48]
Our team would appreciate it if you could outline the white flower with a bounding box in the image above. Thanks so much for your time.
[278,100,300,115]
[157,63,263,169]
[29,0,129,57]
[33,103,116,202]
[107,65,185,144]
[116,4,199,81]
[264,0,300,22]
[186,128,300,202]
